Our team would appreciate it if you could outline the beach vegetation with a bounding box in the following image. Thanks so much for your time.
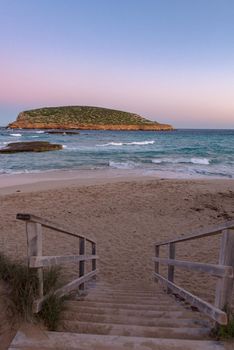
[15,106,159,125]
[0,253,66,330]
[38,294,66,331]
[215,315,234,339]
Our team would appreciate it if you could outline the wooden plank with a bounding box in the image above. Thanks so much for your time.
[26,222,43,298]
[9,330,227,350]
[33,269,98,313]
[155,220,234,246]
[17,213,96,244]
[215,229,234,314]
[154,272,227,325]
[168,243,175,283]
[92,243,96,271]
[154,246,160,276]
[54,269,97,297]
[29,255,98,268]
[79,237,85,291]
[152,257,233,278]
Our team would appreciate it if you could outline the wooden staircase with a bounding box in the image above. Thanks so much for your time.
[9,281,225,349]
[8,215,234,349]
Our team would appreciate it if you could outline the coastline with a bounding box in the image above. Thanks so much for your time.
[0,168,233,195]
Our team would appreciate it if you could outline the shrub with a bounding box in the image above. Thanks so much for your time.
[0,253,65,329]
[217,315,234,339]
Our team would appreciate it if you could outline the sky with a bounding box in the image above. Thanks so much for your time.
[0,0,234,128]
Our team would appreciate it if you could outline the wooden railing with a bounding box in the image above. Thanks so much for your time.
[17,213,98,313]
[153,220,234,325]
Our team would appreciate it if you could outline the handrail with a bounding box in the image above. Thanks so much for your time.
[155,220,234,246]
[17,213,98,313]
[153,221,234,326]
[17,213,96,244]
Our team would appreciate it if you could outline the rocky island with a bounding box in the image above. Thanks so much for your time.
[8,106,173,131]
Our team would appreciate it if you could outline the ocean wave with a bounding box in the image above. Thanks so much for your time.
[99,142,123,146]
[108,161,137,169]
[35,131,45,134]
[152,159,163,164]
[152,157,210,165]
[190,158,210,165]
[195,169,232,178]
[10,133,22,137]
[97,140,155,147]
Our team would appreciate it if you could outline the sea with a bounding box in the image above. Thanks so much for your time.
[0,128,233,179]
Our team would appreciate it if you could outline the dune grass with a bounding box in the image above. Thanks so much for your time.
[0,252,66,330]
[216,315,234,339]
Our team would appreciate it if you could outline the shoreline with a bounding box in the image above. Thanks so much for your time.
[0,168,233,195]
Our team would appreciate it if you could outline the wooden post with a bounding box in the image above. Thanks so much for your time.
[154,245,160,282]
[168,243,175,293]
[79,237,85,291]
[26,222,43,299]
[215,229,234,318]
[92,243,96,271]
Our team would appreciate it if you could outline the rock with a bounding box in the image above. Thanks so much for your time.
[0,141,63,153]
[46,131,80,135]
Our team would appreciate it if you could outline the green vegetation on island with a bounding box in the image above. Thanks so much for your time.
[8,106,174,131]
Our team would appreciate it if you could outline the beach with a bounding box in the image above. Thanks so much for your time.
[0,172,233,291]
[0,171,234,348]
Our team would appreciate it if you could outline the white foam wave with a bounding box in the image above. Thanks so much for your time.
[97,140,155,147]
[35,131,45,134]
[128,141,155,145]
[109,161,137,169]
[99,142,123,146]
[190,158,210,165]
[62,145,68,149]
[152,157,210,165]
[10,133,22,137]
[152,159,163,164]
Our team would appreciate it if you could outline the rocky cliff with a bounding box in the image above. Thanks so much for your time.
[8,106,174,131]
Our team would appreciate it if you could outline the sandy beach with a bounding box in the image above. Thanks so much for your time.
[0,171,234,347]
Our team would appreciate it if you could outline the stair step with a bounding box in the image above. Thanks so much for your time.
[65,300,184,311]
[65,306,204,319]
[59,321,211,340]
[77,296,177,305]
[60,311,209,328]
[87,289,167,297]
[85,293,162,300]
[93,283,157,290]
[9,331,225,350]
[93,286,158,294]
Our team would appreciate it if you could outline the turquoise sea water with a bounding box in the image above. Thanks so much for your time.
[0,128,233,178]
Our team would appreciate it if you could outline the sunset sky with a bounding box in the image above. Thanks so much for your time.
[0,0,234,128]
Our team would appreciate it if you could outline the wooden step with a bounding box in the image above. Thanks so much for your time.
[65,300,184,311]
[86,291,168,299]
[9,330,225,350]
[60,311,210,328]
[91,290,162,296]
[76,295,178,305]
[64,305,205,319]
[59,321,211,340]
[90,284,163,291]
[92,287,159,294]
